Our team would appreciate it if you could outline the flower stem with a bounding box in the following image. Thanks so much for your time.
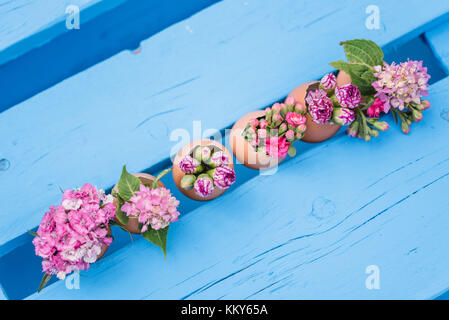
[151,167,173,189]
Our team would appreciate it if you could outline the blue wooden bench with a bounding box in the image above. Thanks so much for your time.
[1,0,449,300]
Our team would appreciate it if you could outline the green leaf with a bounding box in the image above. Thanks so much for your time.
[330,61,376,96]
[114,196,129,225]
[117,165,141,201]
[142,226,169,258]
[28,230,39,237]
[341,39,384,67]
[38,273,52,293]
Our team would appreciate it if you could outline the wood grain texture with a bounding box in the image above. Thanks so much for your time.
[0,0,113,61]
[2,0,449,250]
[426,21,449,73]
[28,76,449,300]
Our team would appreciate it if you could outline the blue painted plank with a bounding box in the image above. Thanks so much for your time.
[425,21,449,73]
[28,76,449,300]
[0,0,98,55]
[2,0,449,252]
[0,0,220,113]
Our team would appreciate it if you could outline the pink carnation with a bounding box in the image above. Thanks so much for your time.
[265,136,290,158]
[335,84,361,109]
[213,166,236,190]
[305,88,333,124]
[366,98,386,118]
[179,155,200,174]
[320,73,337,90]
[194,176,214,198]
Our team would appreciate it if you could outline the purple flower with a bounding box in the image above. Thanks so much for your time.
[212,166,236,190]
[335,84,361,109]
[305,88,333,124]
[194,175,214,197]
[372,60,430,111]
[332,107,355,126]
[320,73,337,90]
[207,151,230,168]
[179,155,200,174]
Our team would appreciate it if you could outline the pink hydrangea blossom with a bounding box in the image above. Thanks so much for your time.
[121,184,180,232]
[372,60,430,111]
[212,166,236,190]
[33,184,116,279]
[305,88,333,124]
[265,136,290,158]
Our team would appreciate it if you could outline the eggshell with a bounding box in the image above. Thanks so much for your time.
[113,173,164,234]
[229,110,286,170]
[288,82,341,143]
[173,139,234,201]
[336,70,352,87]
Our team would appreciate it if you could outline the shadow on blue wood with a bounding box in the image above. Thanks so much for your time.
[0,0,220,114]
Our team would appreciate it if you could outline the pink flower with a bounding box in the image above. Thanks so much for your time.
[320,73,337,90]
[305,88,333,124]
[121,184,180,231]
[372,60,430,111]
[285,112,306,127]
[285,96,296,106]
[212,166,236,190]
[259,120,268,129]
[285,129,295,141]
[32,184,116,279]
[265,136,290,158]
[194,175,214,198]
[366,98,385,118]
[207,151,230,168]
[332,107,355,126]
[179,155,200,174]
[249,118,259,128]
[335,84,361,109]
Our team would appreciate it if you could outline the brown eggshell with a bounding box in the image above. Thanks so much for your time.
[336,70,352,87]
[113,173,164,234]
[229,111,286,170]
[288,82,341,143]
[173,139,234,201]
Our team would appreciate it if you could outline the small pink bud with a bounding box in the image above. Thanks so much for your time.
[259,120,268,129]
[272,113,282,123]
[295,103,307,114]
[249,118,259,128]
[285,96,296,106]
[296,124,307,133]
[285,129,295,141]
[272,103,282,113]
[296,132,303,140]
